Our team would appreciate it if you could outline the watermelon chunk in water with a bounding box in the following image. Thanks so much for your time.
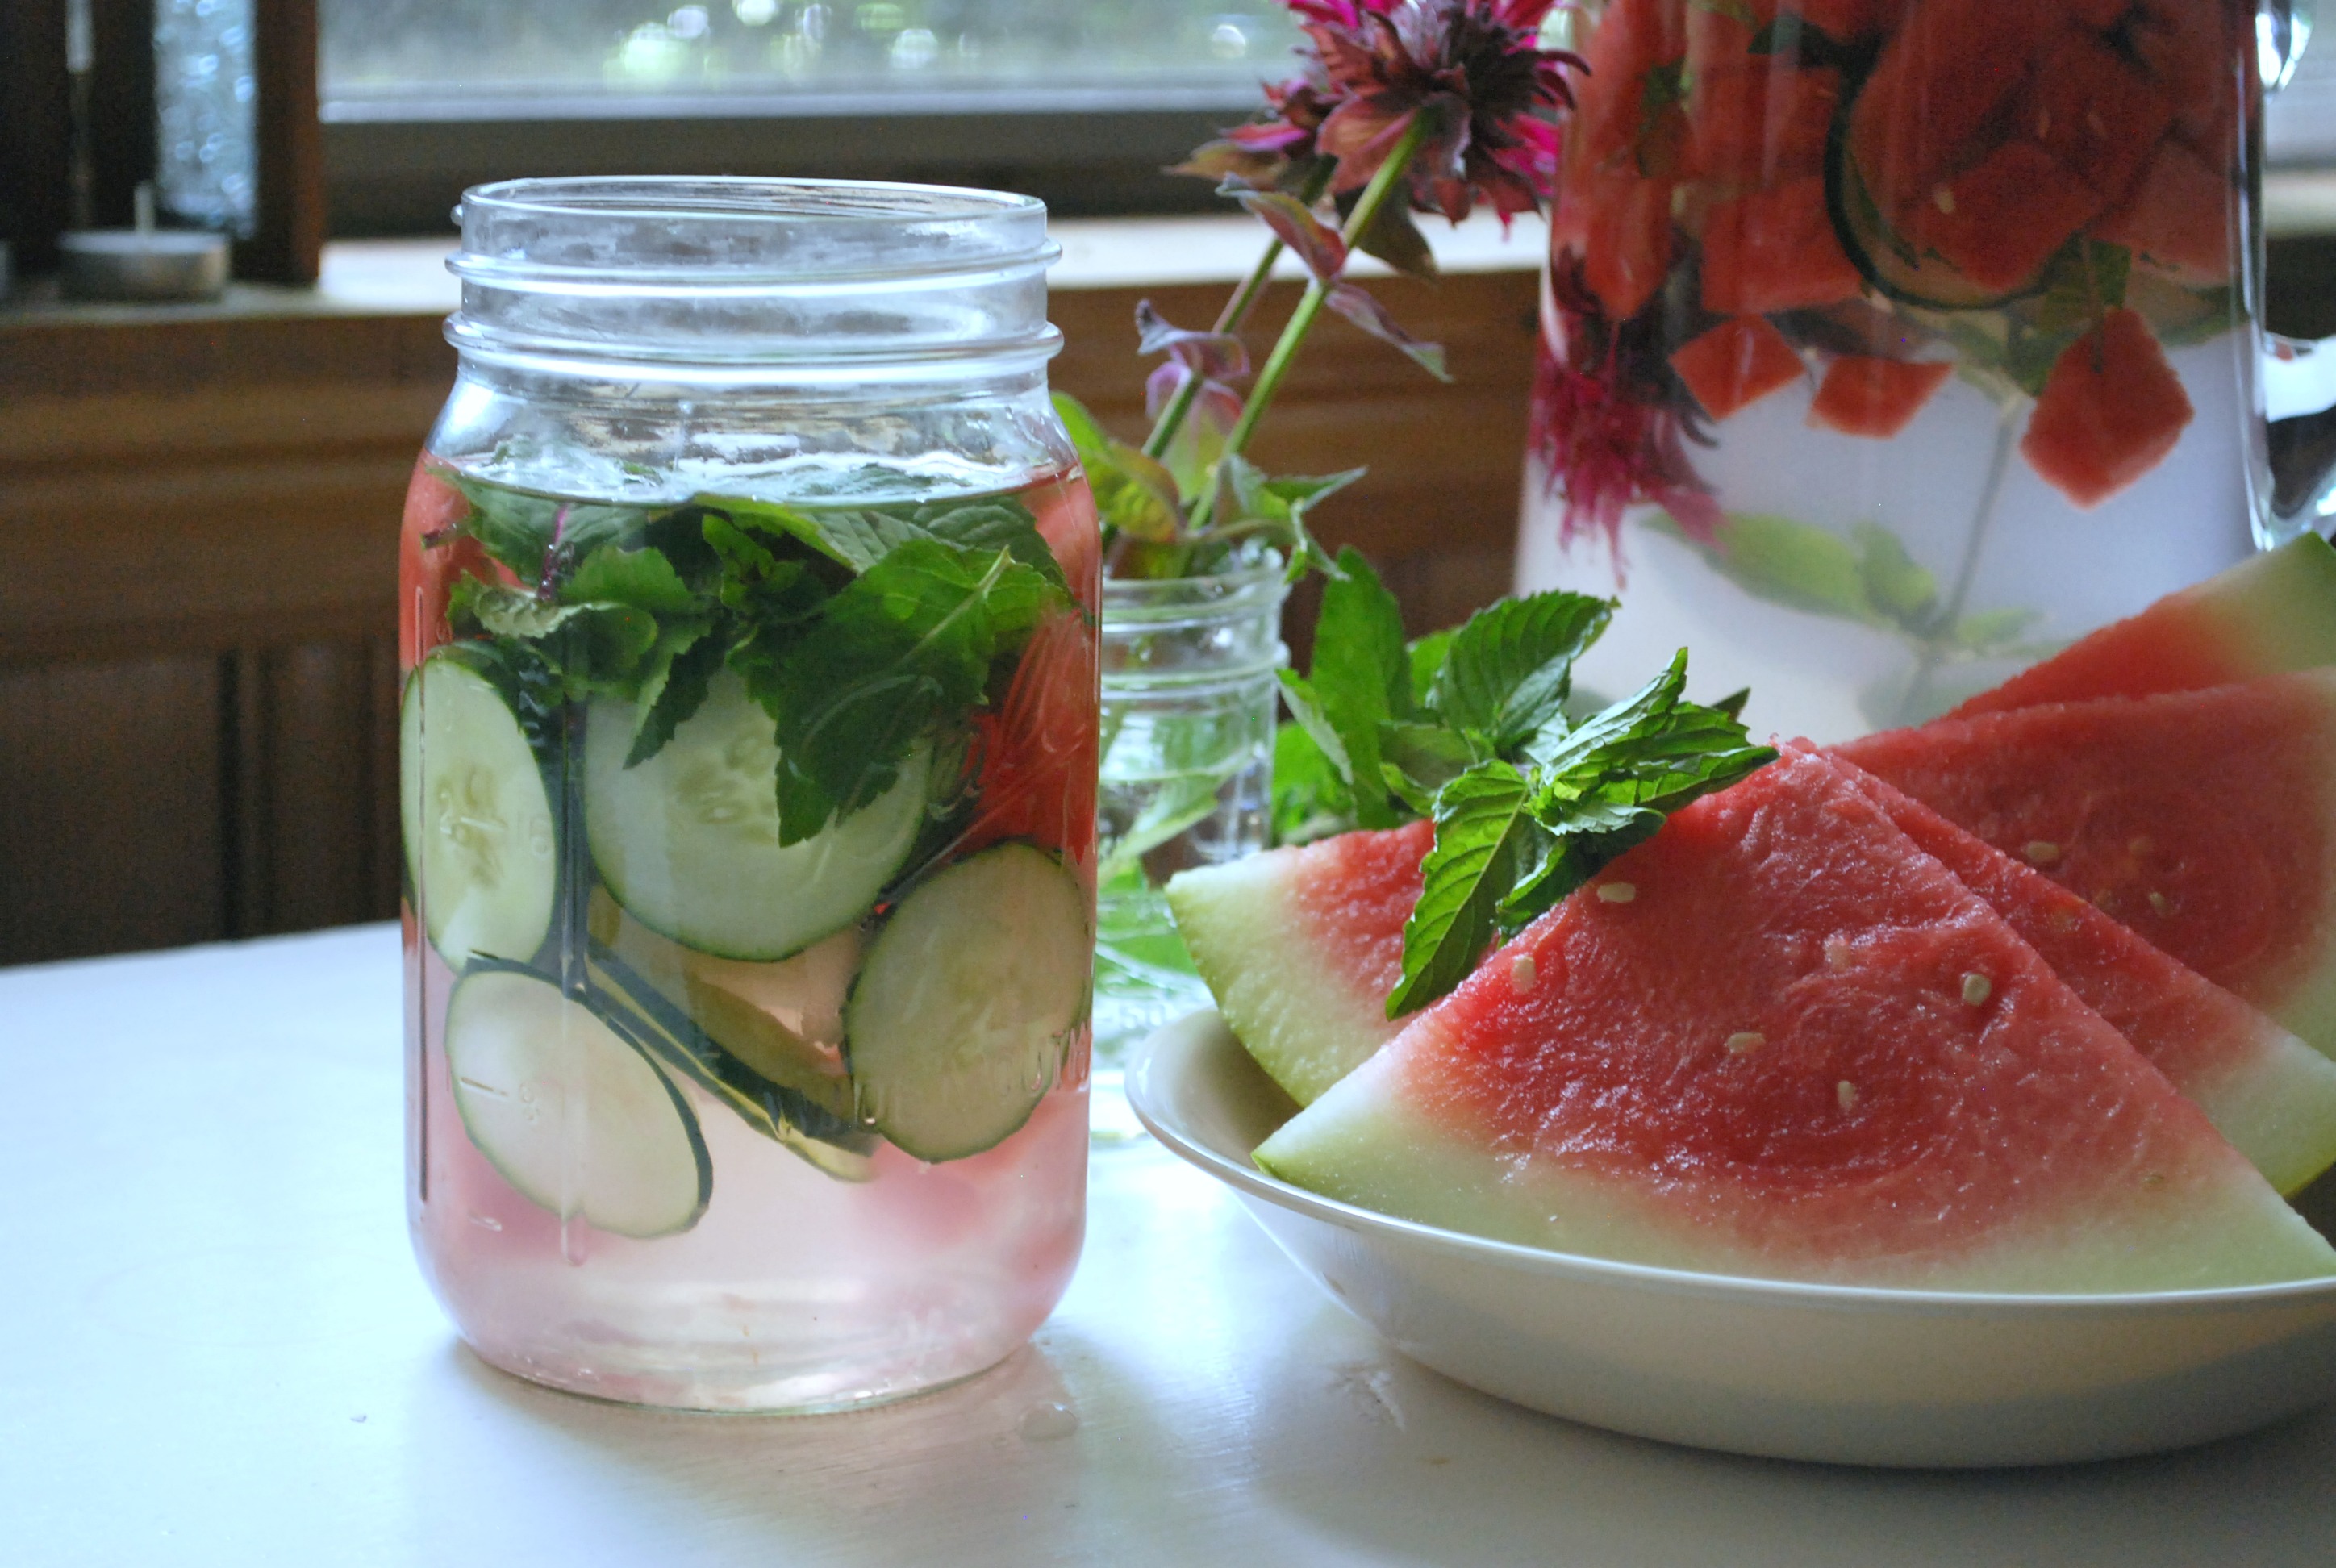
[1670,316,1805,422]
[1946,534,2336,720]
[2020,307,2196,509]
[1256,750,2336,1291]
[1838,673,2336,1061]
[1808,357,1953,439]
[1845,762,2336,1195]
[1166,819,1432,1107]
[1700,177,1865,315]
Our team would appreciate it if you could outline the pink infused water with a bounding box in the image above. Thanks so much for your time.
[401,461,1102,1409]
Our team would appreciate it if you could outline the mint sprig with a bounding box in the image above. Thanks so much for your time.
[1387,653,1776,1016]
[1265,549,1773,1015]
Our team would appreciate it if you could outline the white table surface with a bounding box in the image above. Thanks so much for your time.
[7,926,2336,1566]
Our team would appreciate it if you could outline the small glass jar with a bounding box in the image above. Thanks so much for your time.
[398,178,1099,1412]
[1090,560,1286,1089]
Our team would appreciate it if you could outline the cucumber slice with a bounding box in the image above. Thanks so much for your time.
[400,648,559,965]
[586,936,879,1184]
[845,844,1091,1162]
[584,672,929,961]
[446,968,711,1238]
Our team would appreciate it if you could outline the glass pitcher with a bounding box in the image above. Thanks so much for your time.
[398,178,1099,1411]
[1520,0,2336,740]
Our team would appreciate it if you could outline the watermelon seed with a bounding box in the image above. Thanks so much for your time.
[2146,891,2171,917]
[2046,908,2080,934]
[1598,882,1637,905]
[2142,1171,2167,1187]
[1836,1080,1858,1111]
[2023,840,2061,865]
[1961,973,1993,1006]
[1725,1031,1766,1055]
[1823,938,1851,970]
[1933,184,1955,215]
[2129,836,2154,857]
[1509,954,1538,995]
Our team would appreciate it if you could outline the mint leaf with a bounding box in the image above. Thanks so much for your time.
[758,540,1067,843]
[564,543,698,616]
[1501,653,1777,928]
[1406,629,1455,708]
[707,493,1071,590]
[1308,547,1413,828]
[1219,457,1359,582]
[1379,721,1476,815]
[1386,650,1777,1013]
[447,477,561,584]
[1271,719,1353,845]
[1386,761,1536,1017]
[1429,591,1616,754]
[624,627,724,768]
[1277,670,1358,783]
[1052,392,1186,547]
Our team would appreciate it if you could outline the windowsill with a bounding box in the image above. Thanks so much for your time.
[0,210,1550,331]
[12,165,2336,332]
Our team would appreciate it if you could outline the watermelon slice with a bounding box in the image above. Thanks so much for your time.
[2019,307,2196,509]
[1670,316,1806,422]
[1255,750,2336,1291]
[1946,535,2336,720]
[2091,137,2235,286]
[1166,819,1432,1106]
[1843,761,2336,1194]
[1808,357,1953,439]
[1837,673,2336,1060]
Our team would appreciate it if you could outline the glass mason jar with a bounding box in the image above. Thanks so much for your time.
[397,178,1100,1412]
[1519,0,2336,741]
[1090,562,1286,1092]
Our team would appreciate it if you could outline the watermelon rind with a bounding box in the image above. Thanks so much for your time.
[1256,1049,2336,1293]
[1951,534,2336,719]
[1166,845,1412,1107]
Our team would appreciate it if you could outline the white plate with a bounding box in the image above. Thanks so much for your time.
[1125,1009,2336,1468]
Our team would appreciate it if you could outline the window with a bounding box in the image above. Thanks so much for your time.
[319,2,1304,232]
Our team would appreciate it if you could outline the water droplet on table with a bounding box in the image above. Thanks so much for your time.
[1018,1401,1080,1441]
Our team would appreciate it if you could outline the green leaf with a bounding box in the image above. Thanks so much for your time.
[445,477,560,584]
[1277,670,1357,785]
[1216,457,1360,581]
[1387,761,1536,1017]
[1428,590,1617,755]
[757,540,1068,844]
[706,493,1070,590]
[624,627,724,769]
[1099,770,1229,887]
[1271,719,1354,846]
[1307,548,1413,827]
[1850,523,1938,631]
[1379,720,1478,815]
[1350,198,1437,281]
[1051,392,1186,546]
[564,543,699,616]
[1502,653,1778,928]
[1948,606,2044,654]
[1405,629,1455,708]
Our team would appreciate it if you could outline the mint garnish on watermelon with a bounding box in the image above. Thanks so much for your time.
[1276,548,1776,1017]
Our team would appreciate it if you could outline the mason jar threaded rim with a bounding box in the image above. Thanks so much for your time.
[445,176,1062,373]
[1101,557,1289,691]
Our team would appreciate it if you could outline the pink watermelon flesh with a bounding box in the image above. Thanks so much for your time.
[1947,534,2336,720]
[1836,673,2336,1060]
[1257,750,2336,1290]
[1167,819,1432,1107]
[1841,757,2336,1194]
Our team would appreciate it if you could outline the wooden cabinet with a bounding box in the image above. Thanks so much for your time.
[0,241,1540,964]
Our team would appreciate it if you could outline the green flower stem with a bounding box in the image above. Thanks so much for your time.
[1187,115,1430,534]
[1143,160,1337,464]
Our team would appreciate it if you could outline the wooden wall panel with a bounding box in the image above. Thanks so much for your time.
[0,657,225,963]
